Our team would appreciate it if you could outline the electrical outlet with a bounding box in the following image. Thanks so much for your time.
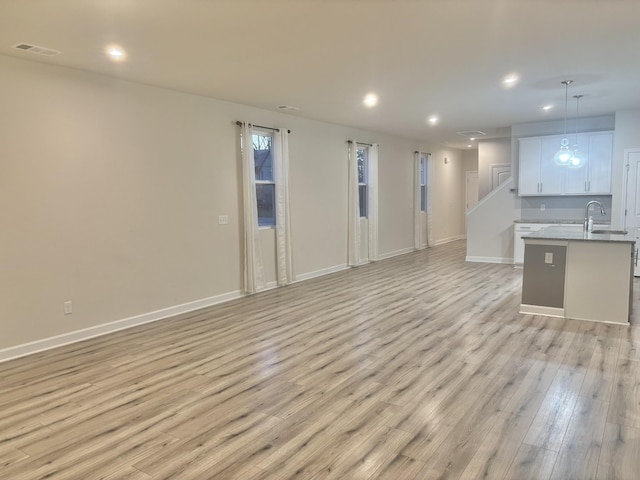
[218,215,229,225]
[540,204,545,211]
[63,301,73,315]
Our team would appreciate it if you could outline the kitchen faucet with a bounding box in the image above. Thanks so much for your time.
[584,200,606,231]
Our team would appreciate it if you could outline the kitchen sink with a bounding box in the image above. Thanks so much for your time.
[590,229,628,235]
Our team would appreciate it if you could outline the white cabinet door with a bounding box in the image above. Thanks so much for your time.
[587,132,613,194]
[518,138,541,195]
[564,133,589,194]
[514,227,534,264]
[539,137,564,195]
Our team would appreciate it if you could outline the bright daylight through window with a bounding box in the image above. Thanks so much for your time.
[253,132,275,227]
[420,155,427,212]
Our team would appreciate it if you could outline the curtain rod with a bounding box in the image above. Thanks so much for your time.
[348,140,373,147]
[415,151,432,155]
[235,121,291,134]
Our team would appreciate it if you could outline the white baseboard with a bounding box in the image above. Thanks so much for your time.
[260,281,278,291]
[295,264,348,282]
[0,290,244,363]
[519,304,565,318]
[433,235,466,246]
[466,256,514,264]
[377,247,416,260]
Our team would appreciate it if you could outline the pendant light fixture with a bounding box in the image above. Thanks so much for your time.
[553,80,573,166]
[567,94,586,169]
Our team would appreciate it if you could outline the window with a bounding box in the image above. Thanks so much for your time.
[253,131,275,227]
[420,154,427,212]
[357,146,368,218]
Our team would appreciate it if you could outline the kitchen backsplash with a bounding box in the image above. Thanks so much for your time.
[521,195,612,222]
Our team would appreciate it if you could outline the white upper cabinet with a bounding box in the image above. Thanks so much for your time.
[587,132,613,194]
[563,134,590,194]
[518,136,564,195]
[518,131,613,196]
[518,138,541,195]
[539,136,564,194]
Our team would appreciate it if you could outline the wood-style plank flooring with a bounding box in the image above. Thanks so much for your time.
[1,240,640,479]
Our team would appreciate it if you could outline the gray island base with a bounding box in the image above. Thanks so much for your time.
[520,226,634,325]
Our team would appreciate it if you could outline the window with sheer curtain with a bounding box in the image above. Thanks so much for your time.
[239,123,294,293]
[348,141,378,266]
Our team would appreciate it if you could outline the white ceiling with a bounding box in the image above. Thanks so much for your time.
[2,0,640,149]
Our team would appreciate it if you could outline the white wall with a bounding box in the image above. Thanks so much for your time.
[466,179,521,263]
[430,149,465,243]
[477,138,511,199]
[0,54,469,354]
[462,149,478,171]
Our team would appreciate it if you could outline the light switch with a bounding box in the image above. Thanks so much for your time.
[544,252,553,264]
[218,215,229,225]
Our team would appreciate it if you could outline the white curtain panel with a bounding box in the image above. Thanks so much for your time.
[274,129,294,286]
[413,151,422,250]
[240,123,266,293]
[368,143,379,261]
[426,153,434,247]
[347,141,361,266]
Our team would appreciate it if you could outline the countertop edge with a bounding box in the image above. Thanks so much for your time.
[524,226,635,244]
[515,219,611,225]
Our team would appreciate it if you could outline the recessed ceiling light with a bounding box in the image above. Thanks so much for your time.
[467,144,473,148]
[363,93,378,108]
[502,73,519,88]
[427,115,439,126]
[106,45,126,61]
[542,104,553,111]
[469,137,476,141]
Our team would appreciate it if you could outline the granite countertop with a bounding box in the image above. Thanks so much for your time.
[515,219,611,225]
[524,225,635,244]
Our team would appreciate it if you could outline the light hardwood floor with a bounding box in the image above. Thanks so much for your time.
[1,240,639,479]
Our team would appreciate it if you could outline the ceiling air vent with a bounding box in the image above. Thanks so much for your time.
[12,43,61,56]
[456,130,486,139]
[277,105,300,111]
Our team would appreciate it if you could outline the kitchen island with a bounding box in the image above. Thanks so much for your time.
[520,226,634,325]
